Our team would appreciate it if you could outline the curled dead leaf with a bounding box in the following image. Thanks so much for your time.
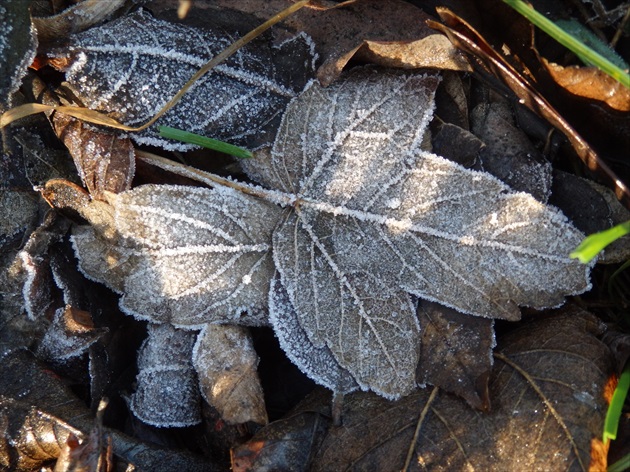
[193,325,268,425]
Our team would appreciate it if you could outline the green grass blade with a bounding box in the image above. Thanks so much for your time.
[158,126,253,158]
[604,364,630,442]
[609,452,630,472]
[570,221,630,263]
[502,0,630,88]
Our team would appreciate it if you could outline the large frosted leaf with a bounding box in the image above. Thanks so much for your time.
[51,8,315,150]
[244,68,591,321]
[69,67,592,400]
[240,67,591,397]
[72,184,281,328]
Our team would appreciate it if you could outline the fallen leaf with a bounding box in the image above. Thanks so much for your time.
[32,0,126,44]
[48,8,315,150]
[231,388,330,472]
[51,113,135,200]
[158,0,471,85]
[0,1,37,109]
[305,309,612,471]
[541,59,630,112]
[69,68,591,401]
[130,323,201,427]
[53,399,113,472]
[36,305,107,363]
[470,94,553,202]
[416,301,494,411]
[193,324,268,425]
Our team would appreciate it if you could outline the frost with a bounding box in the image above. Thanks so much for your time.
[130,323,200,427]
[73,68,592,400]
[51,9,315,150]
[72,184,282,328]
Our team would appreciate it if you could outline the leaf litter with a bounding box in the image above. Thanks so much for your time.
[68,67,592,405]
[47,8,316,151]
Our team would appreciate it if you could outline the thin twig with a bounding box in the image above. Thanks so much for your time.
[402,386,439,472]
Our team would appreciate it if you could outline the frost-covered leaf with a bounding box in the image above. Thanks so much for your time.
[71,184,281,328]
[68,67,591,400]
[193,324,267,425]
[36,305,107,363]
[241,67,589,397]
[50,8,315,151]
[269,274,358,396]
[0,1,37,109]
[130,323,200,427]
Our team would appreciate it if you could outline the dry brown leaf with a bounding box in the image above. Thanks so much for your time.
[149,0,470,85]
[471,94,553,202]
[193,324,268,425]
[32,0,126,44]
[542,59,630,112]
[416,301,494,411]
[36,305,107,363]
[51,113,135,200]
[231,388,330,472]
[429,7,630,210]
[304,308,612,471]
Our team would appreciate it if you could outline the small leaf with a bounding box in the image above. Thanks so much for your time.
[193,324,267,425]
[52,113,135,199]
[130,323,200,427]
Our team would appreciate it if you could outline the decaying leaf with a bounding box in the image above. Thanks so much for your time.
[173,0,471,85]
[49,8,315,151]
[51,113,135,200]
[130,323,200,427]
[53,399,113,472]
[69,67,592,402]
[238,309,610,471]
[36,305,107,363]
[32,0,126,44]
[416,301,494,411]
[470,95,553,202]
[231,388,330,472]
[193,324,267,425]
[541,59,630,112]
